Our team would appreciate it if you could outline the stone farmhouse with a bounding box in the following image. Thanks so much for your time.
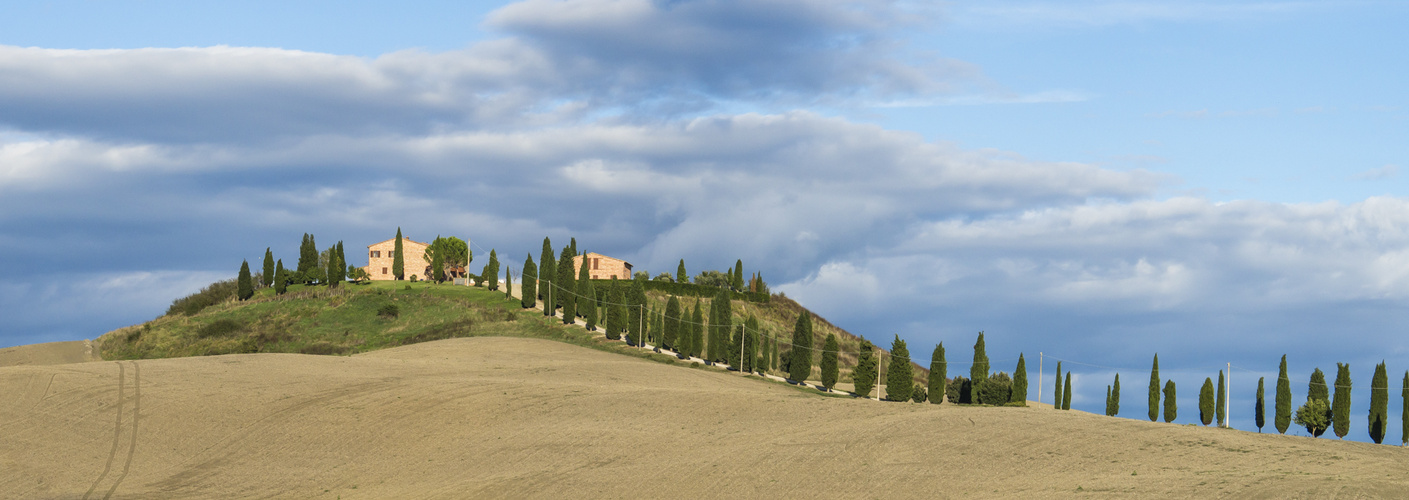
[571,252,633,280]
[364,236,431,281]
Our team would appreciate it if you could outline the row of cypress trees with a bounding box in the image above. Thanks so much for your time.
[237,236,349,301]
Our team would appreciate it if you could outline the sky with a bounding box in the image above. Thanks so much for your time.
[1,0,1407,440]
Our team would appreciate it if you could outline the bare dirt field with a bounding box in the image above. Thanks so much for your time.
[0,340,99,367]
[3,336,1407,499]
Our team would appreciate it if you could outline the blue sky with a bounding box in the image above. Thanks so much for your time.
[2,0,1407,440]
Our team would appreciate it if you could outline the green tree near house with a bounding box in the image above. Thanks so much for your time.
[886,335,913,402]
[505,266,513,300]
[262,248,274,288]
[1163,380,1177,423]
[743,316,760,373]
[820,333,839,391]
[605,280,625,341]
[677,259,687,283]
[1011,354,1028,405]
[970,332,989,405]
[520,254,537,309]
[1062,372,1072,410]
[787,311,812,382]
[392,229,404,280]
[482,249,502,292]
[732,259,745,290]
[854,341,877,398]
[1216,370,1226,427]
[690,300,705,359]
[1307,368,1331,437]
[427,237,447,283]
[663,296,681,352]
[273,259,288,295]
[1054,362,1063,410]
[555,246,574,321]
[1332,363,1351,439]
[577,257,592,318]
[929,343,946,404]
[237,260,254,300]
[626,278,646,345]
[1369,361,1387,444]
[1199,377,1215,426]
[539,237,555,316]
[1276,355,1291,434]
[297,233,317,278]
[1148,354,1160,422]
[569,237,577,256]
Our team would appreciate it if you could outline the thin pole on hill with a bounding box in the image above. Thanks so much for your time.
[1039,352,1044,407]
[1227,362,1232,428]
[877,349,885,401]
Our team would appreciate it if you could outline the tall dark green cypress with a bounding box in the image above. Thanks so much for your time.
[569,237,577,256]
[1011,354,1028,404]
[708,290,730,361]
[506,265,513,298]
[582,275,598,330]
[788,311,812,381]
[1332,363,1351,439]
[1216,370,1226,427]
[520,254,537,309]
[677,259,687,283]
[392,229,404,280]
[1163,380,1177,423]
[539,237,555,316]
[1054,361,1064,410]
[970,332,989,405]
[297,233,314,275]
[663,296,681,352]
[605,281,625,340]
[328,241,345,288]
[1369,361,1387,444]
[928,343,946,404]
[557,246,575,322]
[273,259,287,295]
[732,259,744,290]
[1199,378,1215,426]
[1276,355,1291,434]
[1149,354,1161,422]
[1307,368,1330,437]
[821,333,839,391]
[1112,373,1120,416]
[626,278,645,345]
[577,257,592,316]
[1106,386,1113,416]
[886,335,913,402]
[1255,377,1266,432]
[237,260,254,300]
[262,248,274,288]
[1062,372,1072,410]
[690,301,704,358]
[853,341,877,398]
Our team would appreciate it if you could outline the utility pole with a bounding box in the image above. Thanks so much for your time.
[1038,352,1044,407]
[877,349,885,401]
[1226,362,1232,428]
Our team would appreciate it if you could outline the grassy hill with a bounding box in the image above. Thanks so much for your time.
[6,335,1407,498]
[97,279,927,392]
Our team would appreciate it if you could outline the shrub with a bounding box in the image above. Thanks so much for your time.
[300,341,353,356]
[980,372,1013,405]
[948,376,971,404]
[911,386,928,403]
[410,275,418,282]
[377,303,401,318]
[1294,398,1330,437]
[166,278,238,316]
[197,319,245,338]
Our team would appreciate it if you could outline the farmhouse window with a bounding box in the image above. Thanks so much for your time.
[382,267,388,275]
[593,258,600,270]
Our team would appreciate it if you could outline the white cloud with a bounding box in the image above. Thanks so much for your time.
[1352,164,1398,181]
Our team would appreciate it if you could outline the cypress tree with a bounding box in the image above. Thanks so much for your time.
[262,248,274,288]
[663,296,681,352]
[569,237,577,256]
[743,316,760,372]
[335,241,346,285]
[605,281,625,340]
[392,228,404,280]
[928,343,946,404]
[788,312,812,382]
[970,332,989,405]
[582,277,597,330]
[1149,354,1161,422]
[1307,368,1330,437]
[732,259,744,290]
[577,257,592,316]
[853,341,877,398]
[821,333,839,391]
[297,233,314,275]
[1332,363,1351,439]
[1276,355,1291,434]
[486,249,502,291]
[556,246,574,321]
[690,301,704,358]
[1369,361,1387,444]
[1163,380,1177,423]
[539,237,555,316]
[1054,362,1063,410]
[1216,370,1226,427]
[626,278,645,345]
[1011,354,1028,404]
[886,335,913,402]
[1255,377,1266,432]
[521,254,537,309]
[1106,386,1113,416]
[677,259,687,283]
[273,259,287,295]
[1062,372,1072,410]
[1200,377,1215,426]
[430,241,446,283]
[749,323,762,372]
[1112,373,1121,416]
[1402,371,1408,445]
[237,260,254,300]
[326,242,342,288]
[506,266,513,298]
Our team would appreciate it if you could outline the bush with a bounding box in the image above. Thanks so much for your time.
[196,319,245,338]
[948,376,971,404]
[166,279,238,316]
[911,386,928,403]
[1294,398,1330,437]
[377,303,401,318]
[410,275,419,282]
[980,372,1013,405]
